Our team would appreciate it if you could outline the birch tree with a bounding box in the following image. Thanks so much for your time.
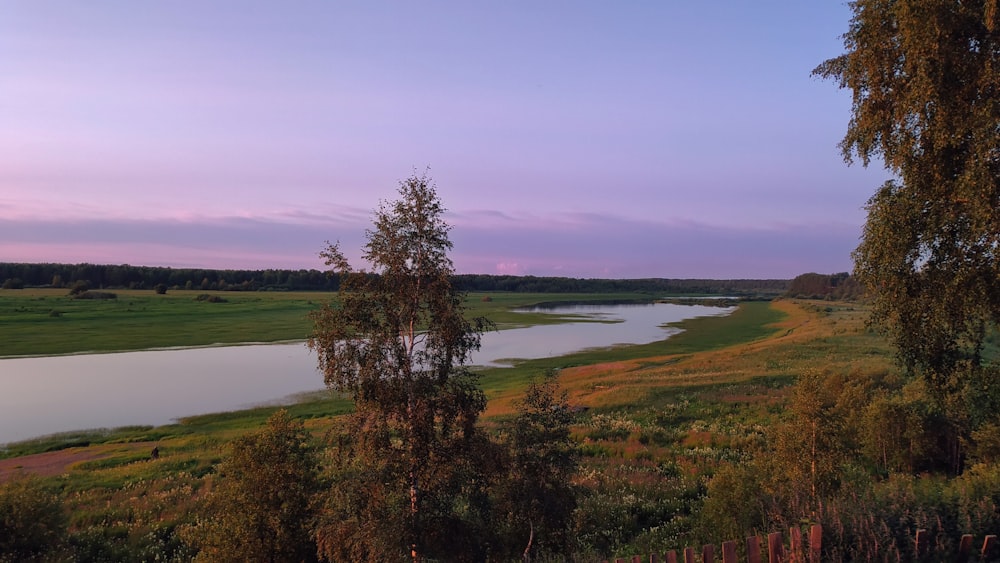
[309,174,494,562]
[815,2,1000,467]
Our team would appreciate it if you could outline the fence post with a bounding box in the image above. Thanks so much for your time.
[957,534,972,561]
[915,529,927,559]
[983,535,997,559]
[721,541,738,563]
[684,546,696,563]
[767,532,784,563]
[702,544,715,563]
[808,525,822,563]
[746,535,762,563]
[789,527,802,562]
[666,551,678,563]
[650,554,659,563]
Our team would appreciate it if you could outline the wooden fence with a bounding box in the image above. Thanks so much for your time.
[607,525,1000,563]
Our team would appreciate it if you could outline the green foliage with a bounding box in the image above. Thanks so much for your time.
[310,174,496,561]
[0,476,67,562]
[181,409,321,562]
[815,1,1000,405]
[0,260,789,295]
[495,372,579,560]
[859,380,954,474]
[154,283,168,295]
[73,290,117,300]
[785,272,863,300]
[815,465,1000,561]
[68,280,90,295]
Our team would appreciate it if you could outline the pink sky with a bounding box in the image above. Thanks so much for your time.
[0,2,889,278]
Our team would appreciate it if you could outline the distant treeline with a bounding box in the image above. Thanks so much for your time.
[0,263,338,291]
[0,262,790,295]
[785,272,864,300]
[451,275,789,296]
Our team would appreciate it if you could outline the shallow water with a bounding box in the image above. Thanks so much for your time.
[0,302,732,444]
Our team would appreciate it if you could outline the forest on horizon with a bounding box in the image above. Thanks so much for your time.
[0,261,792,295]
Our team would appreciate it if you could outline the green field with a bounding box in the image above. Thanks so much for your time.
[0,288,658,357]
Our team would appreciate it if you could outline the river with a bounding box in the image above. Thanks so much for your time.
[0,302,732,444]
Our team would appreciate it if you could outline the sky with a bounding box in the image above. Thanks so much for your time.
[0,1,890,279]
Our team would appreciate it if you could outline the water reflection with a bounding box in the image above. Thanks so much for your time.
[0,344,323,445]
[0,302,732,444]
[472,303,732,366]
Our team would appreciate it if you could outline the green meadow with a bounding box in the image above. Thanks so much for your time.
[0,288,656,357]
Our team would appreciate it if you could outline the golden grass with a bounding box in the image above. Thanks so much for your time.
[484,299,890,417]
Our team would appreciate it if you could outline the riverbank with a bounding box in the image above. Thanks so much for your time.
[1,300,785,455]
[1,299,896,560]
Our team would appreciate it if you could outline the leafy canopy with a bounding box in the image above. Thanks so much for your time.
[309,173,495,561]
[815,0,1000,400]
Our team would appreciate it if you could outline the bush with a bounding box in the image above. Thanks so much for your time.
[154,284,168,295]
[1,278,24,290]
[181,410,321,562]
[73,291,117,300]
[194,294,226,303]
[68,280,90,295]
[0,476,68,562]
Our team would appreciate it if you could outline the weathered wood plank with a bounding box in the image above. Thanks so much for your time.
[747,535,762,563]
[767,532,784,563]
[721,541,738,563]
[808,525,822,563]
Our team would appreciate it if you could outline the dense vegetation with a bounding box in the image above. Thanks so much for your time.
[816,0,1000,472]
[0,294,797,561]
[0,261,788,296]
[11,296,997,561]
[784,272,863,300]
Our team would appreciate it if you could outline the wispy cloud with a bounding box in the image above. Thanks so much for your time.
[1,210,859,278]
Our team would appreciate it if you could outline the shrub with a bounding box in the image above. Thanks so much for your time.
[194,294,226,303]
[0,476,68,562]
[73,291,117,300]
[154,284,168,295]
[68,280,90,295]
[181,410,321,562]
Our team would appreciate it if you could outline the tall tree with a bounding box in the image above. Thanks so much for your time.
[309,174,493,562]
[815,2,1000,406]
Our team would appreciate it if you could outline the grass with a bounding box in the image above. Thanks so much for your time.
[0,288,657,357]
[0,295,898,558]
[478,300,787,412]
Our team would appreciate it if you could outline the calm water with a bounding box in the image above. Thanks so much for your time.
[0,302,732,444]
